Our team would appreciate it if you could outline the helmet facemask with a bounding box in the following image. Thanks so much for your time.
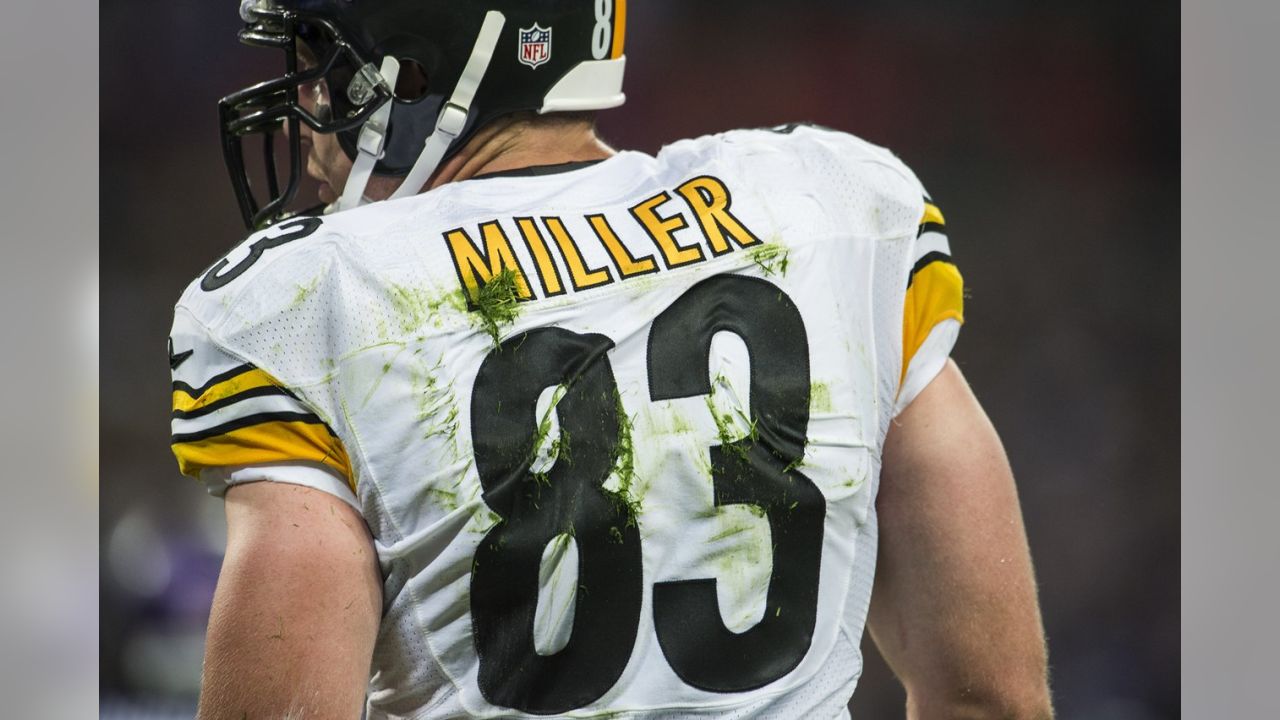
[218,0,628,231]
[219,2,392,229]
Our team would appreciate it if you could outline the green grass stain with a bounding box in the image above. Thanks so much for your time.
[413,354,462,455]
[530,385,567,454]
[706,504,773,631]
[707,395,751,464]
[291,276,321,306]
[549,431,572,467]
[431,288,469,315]
[709,522,751,543]
[604,389,643,527]
[428,488,459,511]
[526,385,570,494]
[423,403,460,448]
[357,347,406,410]
[473,509,502,534]
[693,450,715,481]
[734,408,759,443]
[670,411,695,434]
[471,268,524,349]
[810,381,832,414]
[749,243,790,277]
[387,284,432,335]
[389,283,468,335]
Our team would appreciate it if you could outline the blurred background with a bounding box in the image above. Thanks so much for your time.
[101,0,1178,717]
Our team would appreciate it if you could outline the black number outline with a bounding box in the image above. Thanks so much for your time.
[647,275,826,692]
[469,328,643,714]
[466,275,826,709]
[201,216,322,291]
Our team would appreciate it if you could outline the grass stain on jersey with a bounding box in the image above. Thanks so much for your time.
[388,284,467,336]
[472,269,523,349]
[670,411,696,435]
[423,403,460,446]
[428,487,459,512]
[706,395,754,465]
[748,243,790,277]
[291,276,321,306]
[708,504,774,632]
[387,284,432,335]
[604,389,643,537]
[415,353,462,459]
[529,385,569,488]
[810,381,833,414]
[706,371,756,464]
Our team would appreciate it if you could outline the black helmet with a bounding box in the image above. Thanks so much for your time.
[220,0,628,229]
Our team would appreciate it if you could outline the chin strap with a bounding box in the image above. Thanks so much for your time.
[390,10,506,200]
[337,56,401,213]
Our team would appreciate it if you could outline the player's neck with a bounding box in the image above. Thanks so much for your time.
[427,119,616,190]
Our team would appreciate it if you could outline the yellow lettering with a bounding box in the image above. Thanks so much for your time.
[443,221,533,302]
[588,213,657,279]
[675,176,760,256]
[543,217,613,291]
[629,191,704,269]
[515,217,566,297]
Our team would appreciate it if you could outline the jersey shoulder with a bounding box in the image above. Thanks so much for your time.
[167,211,404,492]
[176,198,434,353]
[176,215,341,332]
[659,124,928,241]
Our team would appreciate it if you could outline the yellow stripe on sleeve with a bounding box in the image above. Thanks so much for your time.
[901,260,964,384]
[172,366,280,414]
[172,419,355,493]
[921,202,945,227]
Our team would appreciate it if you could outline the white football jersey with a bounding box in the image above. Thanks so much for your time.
[169,125,963,719]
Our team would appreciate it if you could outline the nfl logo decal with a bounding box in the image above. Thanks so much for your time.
[518,24,552,69]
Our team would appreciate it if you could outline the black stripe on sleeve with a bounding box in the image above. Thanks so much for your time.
[170,410,328,445]
[171,384,301,420]
[907,251,954,289]
[172,363,257,398]
[917,221,947,238]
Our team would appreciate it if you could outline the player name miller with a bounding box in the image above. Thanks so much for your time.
[443,174,762,303]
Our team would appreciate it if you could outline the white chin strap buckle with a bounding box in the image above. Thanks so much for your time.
[390,11,507,200]
[436,102,469,140]
[336,56,400,212]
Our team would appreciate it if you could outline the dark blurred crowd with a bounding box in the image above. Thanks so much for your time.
[101,1,1178,717]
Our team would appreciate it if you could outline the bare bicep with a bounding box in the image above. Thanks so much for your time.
[868,360,1052,718]
[198,482,381,720]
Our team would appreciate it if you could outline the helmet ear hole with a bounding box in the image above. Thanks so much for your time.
[394,58,429,102]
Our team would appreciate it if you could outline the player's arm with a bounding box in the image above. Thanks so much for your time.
[868,360,1052,719]
[167,311,380,718]
[196,481,381,720]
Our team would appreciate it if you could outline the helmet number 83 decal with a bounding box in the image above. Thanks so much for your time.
[591,0,617,60]
[469,275,825,713]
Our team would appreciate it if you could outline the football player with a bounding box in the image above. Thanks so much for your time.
[169,1,1053,717]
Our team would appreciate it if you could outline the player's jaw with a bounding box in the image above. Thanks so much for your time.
[301,132,353,206]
